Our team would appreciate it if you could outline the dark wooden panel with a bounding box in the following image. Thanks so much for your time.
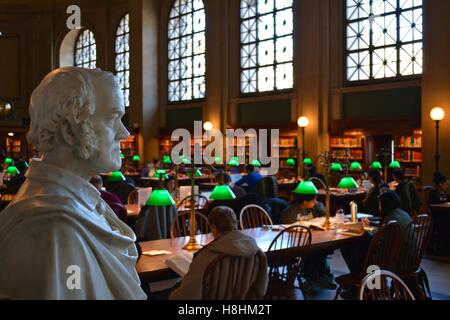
[0,37,20,98]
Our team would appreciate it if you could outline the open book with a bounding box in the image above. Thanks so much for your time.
[165,252,194,277]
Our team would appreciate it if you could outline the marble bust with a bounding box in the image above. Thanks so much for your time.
[0,67,146,300]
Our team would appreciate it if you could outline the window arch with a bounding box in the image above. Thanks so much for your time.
[346,0,423,82]
[240,0,294,94]
[167,0,206,102]
[74,29,97,69]
[115,14,130,108]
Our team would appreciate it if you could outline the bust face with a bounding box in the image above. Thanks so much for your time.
[89,77,129,173]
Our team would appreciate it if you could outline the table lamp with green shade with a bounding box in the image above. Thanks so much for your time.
[286,158,296,166]
[108,171,126,182]
[132,155,141,162]
[293,180,318,195]
[227,158,239,167]
[162,155,172,165]
[349,161,362,171]
[182,157,191,165]
[120,153,125,160]
[214,156,222,165]
[153,169,169,180]
[250,159,262,167]
[303,158,313,166]
[209,184,236,200]
[337,176,359,189]
[370,161,382,170]
[330,162,343,172]
[186,168,202,177]
[4,157,13,165]
[5,166,20,175]
[388,160,401,169]
[146,189,175,206]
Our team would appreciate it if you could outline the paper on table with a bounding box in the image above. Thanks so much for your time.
[142,250,172,256]
[165,252,194,277]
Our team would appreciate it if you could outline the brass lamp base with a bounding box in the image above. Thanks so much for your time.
[183,238,203,251]
[322,218,332,230]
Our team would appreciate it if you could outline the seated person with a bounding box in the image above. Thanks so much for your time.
[165,175,177,199]
[393,169,423,217]
[90,175,126,221]
[429,171,450,204]
[235,164,262,193]
[170,206,268,299]
[280,193,335,294]
[215,171,246,199]
[361,169,389,217]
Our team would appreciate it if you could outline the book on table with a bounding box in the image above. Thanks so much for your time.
[165,252,194,277]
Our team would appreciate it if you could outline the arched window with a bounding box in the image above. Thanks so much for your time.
[115,14,130,108]
[167,0,206,102]
[240,0,294,94]
[74,29,97,69]
[346,0,423,81]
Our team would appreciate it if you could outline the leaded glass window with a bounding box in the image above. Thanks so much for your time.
[115,14,130,108]
[346,0,423,81]
[240,0,294,94]
[168,0,206,102]
[74,29,97,69]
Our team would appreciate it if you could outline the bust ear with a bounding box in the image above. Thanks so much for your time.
[61,120,76,146]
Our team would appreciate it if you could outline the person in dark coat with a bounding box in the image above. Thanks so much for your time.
[90,175,126,221]
[429,172,450,204]
[393,169,423,218]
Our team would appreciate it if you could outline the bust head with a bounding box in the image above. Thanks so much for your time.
[27,67,129,177]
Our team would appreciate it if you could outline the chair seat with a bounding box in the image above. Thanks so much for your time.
[335,272,366,289]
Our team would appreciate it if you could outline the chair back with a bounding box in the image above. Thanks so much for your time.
[396,214,432,274]
[109,182,136,204]
[309,177,326,190]
[170,211,211,239]
[422,186,435,212]
[177,194,209,214]
[128,188,152,206]
[364,221,402,271]
[202,251,264,299]
[359,270,415,300]
[254,176,279,200]
[239,204,273,229]
[266,225,312,298]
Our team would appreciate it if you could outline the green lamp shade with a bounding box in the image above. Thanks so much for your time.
[303,158,313,165]
[293,180,318,195]
[349,162,362,171]
[250,159,262,167]
[286,158,296,166]
[209,185,236,200]
[153,169,169,180]
[389,161,401,169]
[187,169,203,177]
[330,163,343,172]
[337,177,359,189]
[120,153,125,159]
[228,159,239,167]
[233,156,239,161]
[108,171,126,182]
[5,166,20,175]
[132,155,141,162]
[182,158,191,165]
[146,189,175,206]
[370,161,382,169]
[214,156,222,164]
[4,157,13,165]
[162,155,172,164]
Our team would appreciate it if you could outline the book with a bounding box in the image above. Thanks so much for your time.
[165,252,194,277]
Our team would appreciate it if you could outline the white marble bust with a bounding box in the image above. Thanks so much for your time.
[0,67,146,300]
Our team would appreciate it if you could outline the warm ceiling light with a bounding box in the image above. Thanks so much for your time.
[8,132,14,137]
[430,107,445,121]
[5,103,12,111]
[297,116,309,128]
[203,121,213,131]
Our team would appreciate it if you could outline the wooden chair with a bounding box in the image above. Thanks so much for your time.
[239,204,273,229]
[177,194,209,214]
[127,189,139,205]
[202,251,265,299]
[170,211,211,239]
[396,214,433,299]
[309,177,326,190]
[421,185,435,213]
[359,270,415,300]
[334,221,403,300]
[265,225,312,300]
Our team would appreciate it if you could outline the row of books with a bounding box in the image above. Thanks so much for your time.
[333,149,363,159]
[396,136,422,148]
[404,166,421,177]
[330,137,363,147]
[395,150,423,162]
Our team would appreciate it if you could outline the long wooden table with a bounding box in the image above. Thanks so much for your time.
[137,227,364,283]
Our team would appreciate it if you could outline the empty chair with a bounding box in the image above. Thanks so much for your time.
[359,270,415,300]
[202,251,266,299]
[334,221,403,300]
[396,214,433,299]
[239,204,273,229]
[265,225,312,300]
[177,194,209,214]
[254,176,279,200]
[170,211,211,239]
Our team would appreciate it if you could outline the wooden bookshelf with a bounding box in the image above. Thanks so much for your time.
[394,130,422,185]
[329,134,365,163]
[120,134,138,160]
